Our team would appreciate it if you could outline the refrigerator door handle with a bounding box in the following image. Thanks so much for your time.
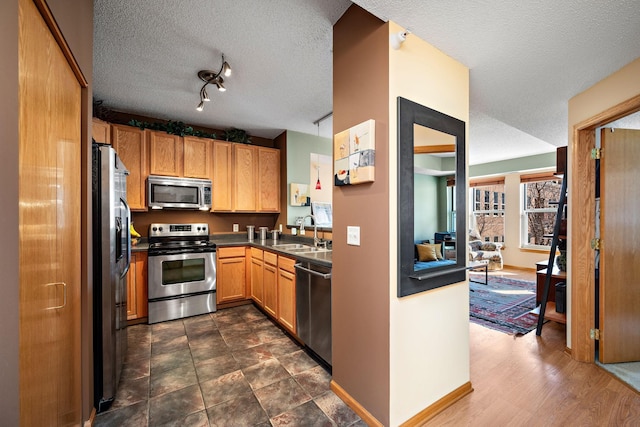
[122,198,131,277]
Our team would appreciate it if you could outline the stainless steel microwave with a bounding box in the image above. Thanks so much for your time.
[147,175,212,210]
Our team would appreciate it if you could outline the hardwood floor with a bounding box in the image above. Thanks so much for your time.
[427,266,640,426]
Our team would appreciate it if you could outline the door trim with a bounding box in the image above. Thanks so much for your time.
[571,93,640,362]
[32,0,87,87]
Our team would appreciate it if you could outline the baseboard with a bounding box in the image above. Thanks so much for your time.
[399,381,474,427]
[564,346,572,357]
[330,380,383,427]
[503,264,536,272]
[330,380,474,427]
[84,407,96,427]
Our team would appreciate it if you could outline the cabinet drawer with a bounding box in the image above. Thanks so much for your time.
[218,246,246,258]
[278,256,296,273]
[250,247,263,260]
[264,251,278,266]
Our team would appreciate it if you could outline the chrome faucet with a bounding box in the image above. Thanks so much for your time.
[301,214,321,247]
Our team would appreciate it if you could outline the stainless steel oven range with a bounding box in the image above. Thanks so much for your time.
[147,223,216,323]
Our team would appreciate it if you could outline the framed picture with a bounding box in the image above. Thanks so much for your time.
[290,183,310,206]
[334,119,375,186]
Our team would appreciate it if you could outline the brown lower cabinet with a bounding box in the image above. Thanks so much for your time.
[249,248,297,335]
[263,251,278,317]
[217,246,247,304]
[277,256,297,334]
[127,252,148,321]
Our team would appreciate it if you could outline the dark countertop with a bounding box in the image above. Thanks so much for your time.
[212,233,332,267]
[131,233,332,267]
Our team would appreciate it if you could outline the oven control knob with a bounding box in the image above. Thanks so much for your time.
[152,226,157,232]
[158,227,163,232]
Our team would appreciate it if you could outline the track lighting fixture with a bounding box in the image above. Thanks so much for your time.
[196,53,232,111]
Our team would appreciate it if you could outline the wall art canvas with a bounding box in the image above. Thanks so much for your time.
[290,183,310,206]
[334,119,375,186]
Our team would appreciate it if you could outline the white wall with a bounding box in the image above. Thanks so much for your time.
[387,21,470,425]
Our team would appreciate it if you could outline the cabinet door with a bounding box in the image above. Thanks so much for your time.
[149,130,183,177]
[212,140,233,211]
[251,248,264,307]
[217,247,247,304]
[278,257,296,334]
[263,259,278,318]
[127,252,148,320]
[257,147,280,212]
[183,136,211,178]
[92,118,111,144]
[234,144,257,211]
[112,125,148,211]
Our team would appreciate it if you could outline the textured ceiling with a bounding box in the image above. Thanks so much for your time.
[93,0,640,165]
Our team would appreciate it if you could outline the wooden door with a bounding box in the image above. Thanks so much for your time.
[149,130,183,176]
[599,128,640,363]
[183,136,211,178]
[18,0,82,423]
[257,147,280,212]
[212,140,233,211]
[234,144,257,211]
[112,125,148,210]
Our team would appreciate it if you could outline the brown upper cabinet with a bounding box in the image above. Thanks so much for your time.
[111,124,149,211]
[92,118,111,144]
[212,143,280,213]
[212,140,233,211]
[104,122,280,213]
[183,136,211,179]
[234,144,258,211]
[148,130,183,177]
[257,146,280,212]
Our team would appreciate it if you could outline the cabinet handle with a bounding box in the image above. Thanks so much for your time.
[45,282,67,310]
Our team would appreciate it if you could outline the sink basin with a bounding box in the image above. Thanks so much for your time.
[272,243,313,250]
[284,246,330,253]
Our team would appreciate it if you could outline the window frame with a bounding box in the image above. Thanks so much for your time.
[520,177,562,249]
[469,181,505,243]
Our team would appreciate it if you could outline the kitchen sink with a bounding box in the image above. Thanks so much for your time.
[272,243,313,250]
[284,247,330,253]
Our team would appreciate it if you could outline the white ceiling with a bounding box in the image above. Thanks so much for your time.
[93,0,640,165]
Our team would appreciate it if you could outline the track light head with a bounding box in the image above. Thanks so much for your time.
[196,100,204,111]
[200,85,210,102]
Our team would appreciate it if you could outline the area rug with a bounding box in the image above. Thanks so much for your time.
[469,274,538,335]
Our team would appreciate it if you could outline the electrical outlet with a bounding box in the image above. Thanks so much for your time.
[347,226,360,246]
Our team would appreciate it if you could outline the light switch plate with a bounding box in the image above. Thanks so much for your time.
[347,226,360,246]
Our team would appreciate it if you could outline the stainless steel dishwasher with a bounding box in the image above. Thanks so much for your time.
[295,261,332,367]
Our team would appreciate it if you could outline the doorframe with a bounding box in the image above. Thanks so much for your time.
[571,93,640,362]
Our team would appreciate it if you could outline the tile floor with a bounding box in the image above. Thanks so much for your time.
[95,304,364,427]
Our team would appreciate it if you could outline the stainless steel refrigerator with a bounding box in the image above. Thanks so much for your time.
[92,143,131,412]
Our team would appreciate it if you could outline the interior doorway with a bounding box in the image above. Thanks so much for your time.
[593,121,640,391]
[571,94,640,389]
